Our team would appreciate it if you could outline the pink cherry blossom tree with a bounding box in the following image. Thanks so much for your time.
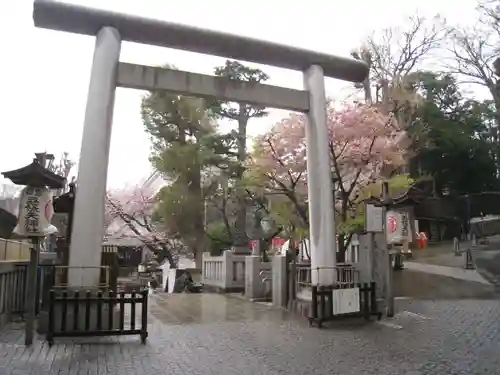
[250,102,406,260]
[105,186,186,267]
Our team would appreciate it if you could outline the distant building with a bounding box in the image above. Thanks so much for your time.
[0,184,23,238]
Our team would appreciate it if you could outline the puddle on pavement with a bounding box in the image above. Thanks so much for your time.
[148,272,500,326]
[149,293,290,325]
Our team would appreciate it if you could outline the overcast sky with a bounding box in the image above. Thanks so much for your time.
[0,0,479,189]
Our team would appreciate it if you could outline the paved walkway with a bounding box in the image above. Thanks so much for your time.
[409,236,500,291]
[411,235,500,269]
[475,250,500,287]
[2,294,500,374]
[403,261,490,284]
[393,269,498,300]
[412,251,468,268]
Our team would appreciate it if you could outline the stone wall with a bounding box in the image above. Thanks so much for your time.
[0,238,31,261]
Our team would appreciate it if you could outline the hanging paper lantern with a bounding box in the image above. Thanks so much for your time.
[386,210,411,244]
[13,186,58,237]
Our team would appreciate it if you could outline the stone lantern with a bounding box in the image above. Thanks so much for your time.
[1,156,65,345]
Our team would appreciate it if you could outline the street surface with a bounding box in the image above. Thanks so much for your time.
[475,249,500,288]
[1,293,500,375]
[410,237,500,293]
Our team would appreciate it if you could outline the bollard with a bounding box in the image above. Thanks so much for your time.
[471,234,477,247]
[464,248,475,270]
[453,237,461,256]
[393,252,404,271]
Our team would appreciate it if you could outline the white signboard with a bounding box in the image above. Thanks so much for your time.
[365,204,384,233]
[13,186,58,237]
[386,210,412,244]
[168,269,177,293]
[332,288,360,315]
[159,261,170,292]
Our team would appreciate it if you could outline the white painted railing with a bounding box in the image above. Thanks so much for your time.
[202,251,246,291]
[345,235,360,264]
[298,235,361,264]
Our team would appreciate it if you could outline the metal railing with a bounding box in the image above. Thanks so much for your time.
[287,263,360,305]
[293,263,312,288]
[290,264,359,287]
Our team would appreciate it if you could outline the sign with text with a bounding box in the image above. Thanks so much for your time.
[332,288,360,315]
[13,186,58,237]
[365,203,384,233]
[386,210,411,244]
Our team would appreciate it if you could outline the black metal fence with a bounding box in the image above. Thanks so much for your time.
[47,289,148,345]
[287,263,360,306]
[0,264,28,324]
[309,282,382,328]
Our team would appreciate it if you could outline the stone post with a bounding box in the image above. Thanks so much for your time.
[245,256,261,300]
[356,234,372,283]
[272,255,288,308]
[453,236,460,256]
[372,232,390,308]
[69,27,121,287]
[222,250,233,291]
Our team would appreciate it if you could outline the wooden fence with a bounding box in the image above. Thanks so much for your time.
[47,289,148,345]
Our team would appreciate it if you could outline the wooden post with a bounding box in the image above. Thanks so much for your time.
[25,237,40,346]
[382,182,395,317]
[140,289,148,344]
[453,237,460,256]
[47,290,55,346]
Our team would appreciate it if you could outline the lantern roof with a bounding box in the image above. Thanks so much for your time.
[364,181,428,208]
[1,158,66,188]
[53,182,76,213]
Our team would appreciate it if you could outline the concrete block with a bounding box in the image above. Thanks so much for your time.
[272,255,287,308]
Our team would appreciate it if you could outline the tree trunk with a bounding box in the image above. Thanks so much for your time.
[337,234,346,263]
[145,242,176,268]
[491,83,500,177]
[188,167,206,268]
[193,244,204,270]
[233,109,249,252]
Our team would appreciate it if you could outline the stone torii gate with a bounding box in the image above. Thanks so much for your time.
[33,0,368,287]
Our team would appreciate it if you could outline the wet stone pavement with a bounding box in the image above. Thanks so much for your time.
[474,249,500,288]
[1,294,500,375]
[393,266,499,299]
